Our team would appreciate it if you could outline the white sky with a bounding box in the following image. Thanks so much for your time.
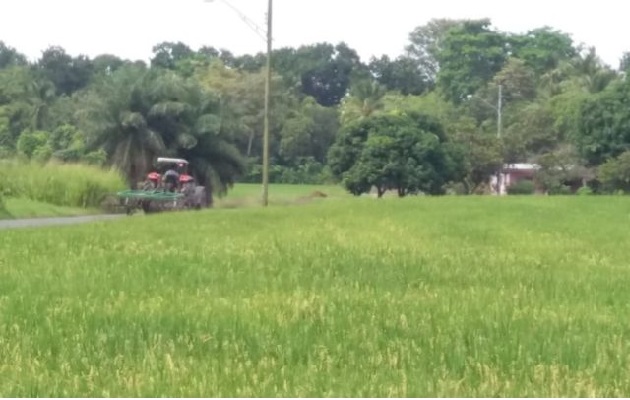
[0,0,626,68]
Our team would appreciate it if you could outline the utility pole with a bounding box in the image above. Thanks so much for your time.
[205,0,273,207]
[496,83,503,195]
[497,83,502,139]
[261,0,272,207]
[466,85,504,194]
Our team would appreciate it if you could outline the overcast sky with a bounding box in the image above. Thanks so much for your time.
[0,0,625,68]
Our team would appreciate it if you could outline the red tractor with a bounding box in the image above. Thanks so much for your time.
[118,157,210,214]
[142,157,195,192]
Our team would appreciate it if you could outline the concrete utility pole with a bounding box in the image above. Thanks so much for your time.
[261,0,272,207]
[467,84,504,194]
[496,83,503,194]
[497,83,502,139]
[204,0,273,206]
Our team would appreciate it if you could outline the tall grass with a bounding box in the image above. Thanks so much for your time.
[1,196,630,396]
[0,160,125,208]
[0,191,5,216]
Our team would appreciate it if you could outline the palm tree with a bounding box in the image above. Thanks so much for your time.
[26,76,56,130]
[539,47,618,97]
[175,77,247,200]
[78,65,166,188]
[79,64,246,196]
[141,68,247,196]
[340,80,387,124]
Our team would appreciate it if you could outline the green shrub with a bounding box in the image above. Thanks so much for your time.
[548,184,572,195]
[577,186,594,196]
[0,160,126,208]
[241,157,333,185]
[507,180,535,195]
[598,151,630,193]
[16,130,49,158]
[444,182,468,195]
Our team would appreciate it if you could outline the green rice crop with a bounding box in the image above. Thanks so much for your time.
[0,160,125,208]
[215,183,348,208]
[1,196,630,396]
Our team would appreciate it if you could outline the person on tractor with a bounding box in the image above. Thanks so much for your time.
[162,164,180,192]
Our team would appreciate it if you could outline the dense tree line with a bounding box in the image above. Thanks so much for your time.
[2,18,630,196]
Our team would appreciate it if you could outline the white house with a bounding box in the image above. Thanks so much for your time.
[490,163,540,195]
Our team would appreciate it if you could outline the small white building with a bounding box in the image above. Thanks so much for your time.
[490,163,540,195]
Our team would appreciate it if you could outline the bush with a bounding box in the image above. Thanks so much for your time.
[507,180,535,195]
[240,157,333,185]
[548,184,572,195]
[598,151,630,193]
[0,160,126,208]
[444,182,468,195]
[577,186,594,196]
[16,130,49,158]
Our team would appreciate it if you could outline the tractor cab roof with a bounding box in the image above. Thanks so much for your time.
[156,157,189,165]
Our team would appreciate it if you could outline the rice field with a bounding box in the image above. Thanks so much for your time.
[214,183,347,208]
[1,195,630,396]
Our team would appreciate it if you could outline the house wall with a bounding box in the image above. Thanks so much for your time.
[490,167,538,195]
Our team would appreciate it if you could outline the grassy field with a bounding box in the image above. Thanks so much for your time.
[2,196,630,396]
[0,182,342,219]
[214,183,348,207]
[0,197,100,220]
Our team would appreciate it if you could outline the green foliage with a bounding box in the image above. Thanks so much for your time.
[0,160,125,208]
[533,146,590,194]
[271,42,364,107]
[503,100,559,160]
[329,113,463,196]
[577,185,594,196]
[0,41,27,68]
[576,79,630,165]
[405,18,464,83]
[508,27,577,75]
[339,81,387,124]
[36,46,94,96]
[436,19,508,103]
[77,64,246,194]
[493,57,536,101]
[598,151,630,193]
[506,179,535,195]
[279,97,339,163]
[194,59,293,162]
[368,55,430,95]
[150,41,194,70]
[81,149,108,166]
[0,20,626,200]
[548,184,572,195]
[16,130,49,158]
[242,158,332,185]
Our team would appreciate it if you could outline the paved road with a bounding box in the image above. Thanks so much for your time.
[0,214,125,230]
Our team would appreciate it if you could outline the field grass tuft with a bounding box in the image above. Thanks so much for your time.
[1,196,630,396]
